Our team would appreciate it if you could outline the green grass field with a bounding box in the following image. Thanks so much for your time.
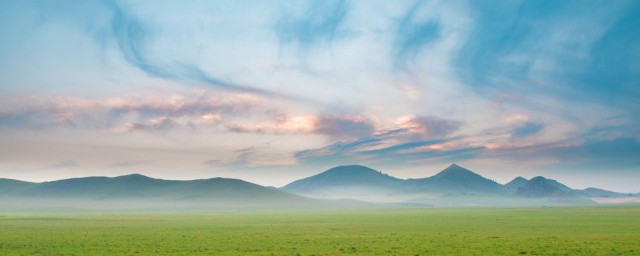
[0,206,638,255]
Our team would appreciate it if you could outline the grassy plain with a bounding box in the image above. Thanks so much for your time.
[0,206,638,255]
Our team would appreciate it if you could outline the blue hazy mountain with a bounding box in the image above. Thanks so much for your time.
[512,176,629,198]
[515,176,573,198]
[541,177,573,192]
[1,165,637,208]
[0,174,370,210]
[283,164,506,199]
[281,165,404,201]
[577,187,631,198]
[513,177,599,204]
[0,178,37,194]
[504,177,528,192]
[403,164,505,195]
[281,164,637,205]
[21,174,297,201]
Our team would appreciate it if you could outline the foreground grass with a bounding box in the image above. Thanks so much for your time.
[0,206,638,255]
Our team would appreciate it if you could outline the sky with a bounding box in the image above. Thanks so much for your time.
[0,0,639,193]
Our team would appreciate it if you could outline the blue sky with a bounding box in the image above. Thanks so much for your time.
[0,0,639,192]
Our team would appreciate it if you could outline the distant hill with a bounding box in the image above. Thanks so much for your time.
[281,164,636,205]
[22,174,175,199]
[2,165,636,208]
[577,188,631,198]
[515,177,575,198]
[403,164,505,195]
[504,177,528,192]
[513,177,630,199]
[281,165,403,201]
[0,174,368,210]
[0,178,37,194]
[281,164,511,204]
[21,174,298,201]
[541,177,573,192]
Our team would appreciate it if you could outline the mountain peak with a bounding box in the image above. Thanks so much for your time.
[516,176,572,198]
[506,176,528,185]
[324,165,379,174]
[505,176,529,191]
[512,176,527,182]
[280,165,402,196]
[403,164,505,195]
[449,163,462,169]
[311,165,401,181]
[114,173,153,180]
[434,164,477,178]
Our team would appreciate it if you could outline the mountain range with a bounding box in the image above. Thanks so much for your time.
[281,164,635,205]
[0,174,362,210]
[1,164,637,209]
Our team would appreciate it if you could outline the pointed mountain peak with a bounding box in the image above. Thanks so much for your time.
[505,176,529,190]
[435,164,477,177]
[449,163,462,169]
[407,164,504,195]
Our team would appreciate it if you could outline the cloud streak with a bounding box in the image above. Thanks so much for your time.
[104,0,299,100]
[0,91,262,132]
[392,1,441,69]
[511,122,544,138]
[275,0,351,50]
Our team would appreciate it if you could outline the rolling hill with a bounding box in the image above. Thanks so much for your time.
[0,174,366,210]
[504,177,528,192]
[403,164,505,195]
[1,164,637,208]
[515,176,572,198]
[21,174,299,201]
[0,178,37,194]
[281,165,404,202]
[577,187,631,198]
[280,164,637,205]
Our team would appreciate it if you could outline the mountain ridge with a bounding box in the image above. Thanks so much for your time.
[0,174,374,210]
[402,164,505,195]
[280,165,404,201]
[1,164,637,208]
[280,164,637,205]
[505,177,528,192]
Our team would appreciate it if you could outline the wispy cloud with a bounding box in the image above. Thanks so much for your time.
[295,115,466,165]
[394,115,462,140]
[108,1,291,98]
[546,138,640,166]
[511,122,544,138]
[485,136,640,172]
[0,91,263,132]
[225,114,374,139]
[454,0,640,105]
[313,115,375,139]
[275,0,351,51]
[392,1,441,69]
